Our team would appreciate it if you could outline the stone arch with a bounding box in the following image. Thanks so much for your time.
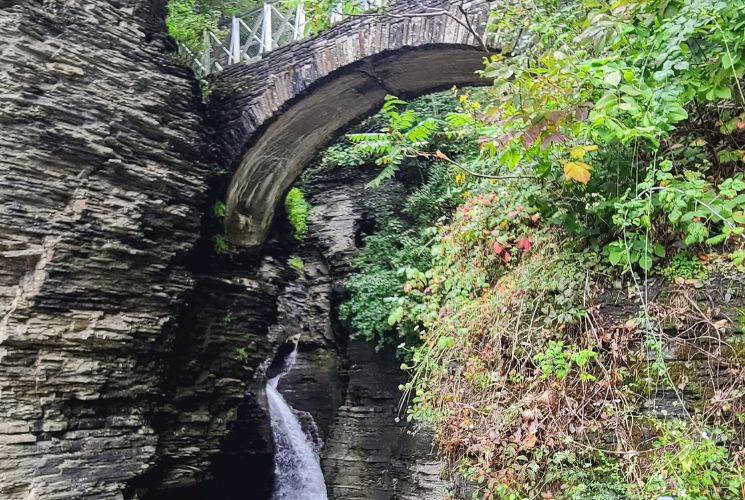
[208,0,496,246]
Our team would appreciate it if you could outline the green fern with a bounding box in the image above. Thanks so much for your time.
[347,96,446,188]
[407,119,438,142]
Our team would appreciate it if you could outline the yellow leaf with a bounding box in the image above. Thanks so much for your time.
[569,144,598,160]
[563,161,593,184]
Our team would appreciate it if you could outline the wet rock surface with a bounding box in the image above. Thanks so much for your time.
[0,0,213,497]
[266,163,446,499]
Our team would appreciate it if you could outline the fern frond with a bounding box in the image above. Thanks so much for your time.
[445,112,475,127]
[382,95,407,114]
[407,119,438,143]
[392,109,416,131]
[347,132,389,143]
[367,145,403,188]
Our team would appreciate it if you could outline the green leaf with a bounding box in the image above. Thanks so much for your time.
[387,306,404,326]
[714,86,733,100]
[436,336,455,349]
[603,70,622,87]
[609,250,624,265]
[705,234,727,245]
[620,84,642,96]
[639,251,653,271]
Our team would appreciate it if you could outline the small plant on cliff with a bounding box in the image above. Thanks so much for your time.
[644,420,744,498]
[288,255,305,273]
[233,346,249,363]
[284,187,310,241]
[661,252,709,282]
[212,200,227,218]
[213,233,228,253]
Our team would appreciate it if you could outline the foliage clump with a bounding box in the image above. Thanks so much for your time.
[166,0,382,57]
[284,187,310,241]
[166,0,254,52]
[336,0,745,497]
[661,251,709,282]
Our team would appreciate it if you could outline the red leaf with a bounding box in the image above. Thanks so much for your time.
[492,241,503,254]
[522,124,542,149]
[503,252,511,263]
[496,130,519,148]
[531,213,540,222]
[540,132,565,151]
[738,121,745,129]
[517,237,532,251]
[575,103,592,121]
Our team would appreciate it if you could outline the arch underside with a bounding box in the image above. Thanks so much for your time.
[224,44,487,246]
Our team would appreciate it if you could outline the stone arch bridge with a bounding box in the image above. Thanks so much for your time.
[207,0,507,246]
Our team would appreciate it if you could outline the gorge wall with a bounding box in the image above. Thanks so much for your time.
[0,0,213,497]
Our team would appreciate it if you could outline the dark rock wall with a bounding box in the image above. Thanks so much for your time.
[0,0,215,497]
[266,164,446,500]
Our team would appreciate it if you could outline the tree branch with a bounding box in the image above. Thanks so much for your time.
[421,151,539,180]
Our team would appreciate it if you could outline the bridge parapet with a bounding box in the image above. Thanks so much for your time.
[179,0,388,75]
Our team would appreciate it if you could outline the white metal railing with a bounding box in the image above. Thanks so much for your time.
[178,0,386,76]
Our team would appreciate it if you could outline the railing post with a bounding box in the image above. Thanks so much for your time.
[201,29,212,74]
[261,2,273,53]
[229,16,241,64]
[294,1,306,40]
[330,0,343,24]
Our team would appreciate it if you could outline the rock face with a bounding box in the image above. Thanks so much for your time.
[0,0,213,497]
[269,163,447,500]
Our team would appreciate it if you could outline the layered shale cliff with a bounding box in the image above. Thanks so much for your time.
[0,0,215,497]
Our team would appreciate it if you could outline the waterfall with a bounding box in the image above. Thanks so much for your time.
[266,348,328,500]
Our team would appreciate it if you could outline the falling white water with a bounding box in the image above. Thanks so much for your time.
[266,349,328,500]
